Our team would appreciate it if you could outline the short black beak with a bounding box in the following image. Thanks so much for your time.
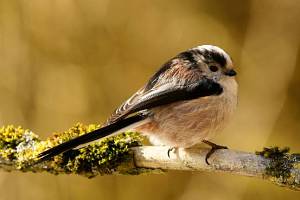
[225,69,237,77]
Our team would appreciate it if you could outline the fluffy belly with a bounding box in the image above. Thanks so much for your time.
[134,93,236,147]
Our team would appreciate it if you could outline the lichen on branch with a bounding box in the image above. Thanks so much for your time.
[256,147,300,189]
[0,124,145,177]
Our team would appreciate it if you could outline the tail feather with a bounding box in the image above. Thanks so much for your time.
[36,113,148,163]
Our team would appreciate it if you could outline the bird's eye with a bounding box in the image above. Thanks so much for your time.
[209,65,219,72]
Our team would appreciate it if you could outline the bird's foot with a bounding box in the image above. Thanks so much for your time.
[167,147,177,158]
[202,140,228,165]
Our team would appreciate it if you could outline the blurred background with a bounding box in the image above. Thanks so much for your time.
[0,0,299,199]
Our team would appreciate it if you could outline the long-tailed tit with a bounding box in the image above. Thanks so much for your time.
[37,45,238,164]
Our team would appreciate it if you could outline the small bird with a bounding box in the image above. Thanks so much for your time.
[37,45,238,164]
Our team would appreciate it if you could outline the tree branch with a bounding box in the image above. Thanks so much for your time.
[0,125,299,191]
[133,146,300,190]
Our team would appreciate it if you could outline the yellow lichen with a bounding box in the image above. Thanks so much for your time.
[0,125,40,161]
[0,124,144,176]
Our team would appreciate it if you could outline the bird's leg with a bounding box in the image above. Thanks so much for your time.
[167,147,177,158]
[202,140,228,165]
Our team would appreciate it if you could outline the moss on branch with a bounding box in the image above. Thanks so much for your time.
[0,124,150,177]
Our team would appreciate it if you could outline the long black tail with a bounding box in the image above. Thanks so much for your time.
[36,113,148,163]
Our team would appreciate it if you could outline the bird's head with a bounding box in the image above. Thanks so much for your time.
[177,45,237,82]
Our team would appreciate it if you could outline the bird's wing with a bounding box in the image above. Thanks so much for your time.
[105,58,223,125]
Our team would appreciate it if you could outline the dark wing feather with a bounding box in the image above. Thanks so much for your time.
[105,59,223,125]
[104,60,174,125]
[104,87,146,125]
[124,78,223,114]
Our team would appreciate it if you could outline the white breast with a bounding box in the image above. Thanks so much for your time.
[135,78,238,148]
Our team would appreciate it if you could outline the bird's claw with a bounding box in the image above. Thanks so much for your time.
[167,147,176,158]
[203,140,228,165]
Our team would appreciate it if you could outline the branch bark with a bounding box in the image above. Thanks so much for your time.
[0,145,299,191]
[133,146,300,191]
[0,125,299,191]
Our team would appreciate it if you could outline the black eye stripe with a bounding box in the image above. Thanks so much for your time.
[209,65,219,72]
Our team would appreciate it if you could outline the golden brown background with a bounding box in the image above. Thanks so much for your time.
[0,0,300,199]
